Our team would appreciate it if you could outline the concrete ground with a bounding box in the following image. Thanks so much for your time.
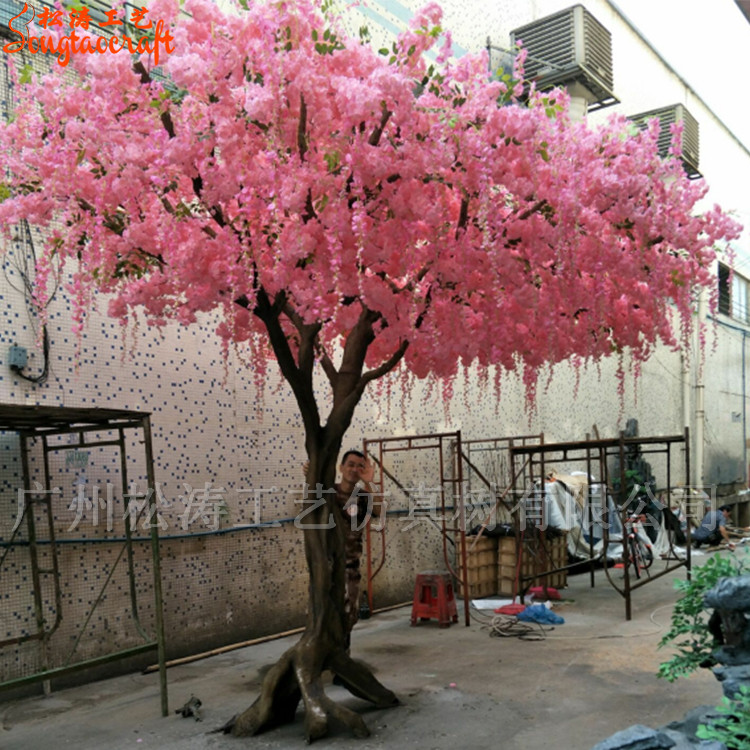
[0,552,729,750]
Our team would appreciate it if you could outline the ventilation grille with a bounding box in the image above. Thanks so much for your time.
[510,4,617,111]
[1,0,182,91]
[629,104,701,179]
[0,0,32,39]
[1,19,54,121]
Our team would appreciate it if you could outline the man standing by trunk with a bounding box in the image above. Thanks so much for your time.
[303,450,384,641]
[334,449,383,638]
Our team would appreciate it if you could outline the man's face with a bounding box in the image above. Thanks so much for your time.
[340,454,366,484]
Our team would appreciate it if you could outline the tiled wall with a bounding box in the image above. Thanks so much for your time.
[2,0,748,687]
[0,251,452,680]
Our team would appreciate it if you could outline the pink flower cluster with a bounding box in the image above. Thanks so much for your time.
[0,0,740,400]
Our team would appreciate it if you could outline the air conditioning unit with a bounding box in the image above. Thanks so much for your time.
[628,104,701,179]
[510,4,618,111]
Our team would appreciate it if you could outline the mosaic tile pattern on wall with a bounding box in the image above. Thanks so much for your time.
[0,235,695,686]
[3,0,740,689]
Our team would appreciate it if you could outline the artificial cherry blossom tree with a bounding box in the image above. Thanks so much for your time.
[0,0,739,741]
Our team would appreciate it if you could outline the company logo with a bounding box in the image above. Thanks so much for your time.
[3,2,175,67]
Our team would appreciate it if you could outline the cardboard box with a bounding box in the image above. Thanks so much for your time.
[458,535,498,598]
[498,534,567,596]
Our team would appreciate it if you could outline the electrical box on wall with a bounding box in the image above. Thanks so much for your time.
[8,345,28,371]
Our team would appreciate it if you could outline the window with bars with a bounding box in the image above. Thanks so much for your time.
[718,262,750,324]
[1,0,181,92]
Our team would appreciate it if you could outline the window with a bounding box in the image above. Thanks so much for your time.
[718,262,750,323]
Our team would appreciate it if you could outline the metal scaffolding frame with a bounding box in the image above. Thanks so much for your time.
[363,431,471,626]
[0,405,167,714]
[459,433,544,531]
[361,430,548,625]
[508,430,693,620]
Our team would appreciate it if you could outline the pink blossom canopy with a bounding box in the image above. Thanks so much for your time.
[0,0,740,392]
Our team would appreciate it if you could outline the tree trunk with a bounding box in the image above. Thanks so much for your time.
[225,299,403,741]
[227,468,399,742]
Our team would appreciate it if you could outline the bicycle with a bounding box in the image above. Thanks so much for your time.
[624,514,654,579]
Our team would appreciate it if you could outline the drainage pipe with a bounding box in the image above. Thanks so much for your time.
[695,292,707,487]
[682,350,692,484]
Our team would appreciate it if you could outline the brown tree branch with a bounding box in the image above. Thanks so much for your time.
[370,260,434,298]
[302,189,317,224]
[368,105,392,147]
[314,340,338,385]
[455,196,469,239]
[131,60,227,231]
[298,93,308,161]
[239,290,322,440]
[282,301,321,384]
[517,198,548,222]
[360,339,408,386]
[76,198,166,268]
[133,61,175,138]
[159,196,218,239]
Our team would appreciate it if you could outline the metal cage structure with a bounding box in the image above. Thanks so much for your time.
[363,431,471,626]
[0,405,167,714]
[508,430,693,620]
[362,428,695,623]
[361,430,547,624]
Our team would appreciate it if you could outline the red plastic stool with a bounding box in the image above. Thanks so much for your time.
[410,570,458,628]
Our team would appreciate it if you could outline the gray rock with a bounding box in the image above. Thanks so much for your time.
[712,645,750,666]
[713,663,750,682]
[713,663,750,698]
[590,723,676,750]
[704,576,750,611]
[662,728,725,749]
[665,705,722,739]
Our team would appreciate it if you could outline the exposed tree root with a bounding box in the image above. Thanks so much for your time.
[327,650,399,708]
[226,469,399,742]
[228,640,399,742]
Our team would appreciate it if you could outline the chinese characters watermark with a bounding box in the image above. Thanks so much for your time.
[7,480,719,537]
[4,2,175,67]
